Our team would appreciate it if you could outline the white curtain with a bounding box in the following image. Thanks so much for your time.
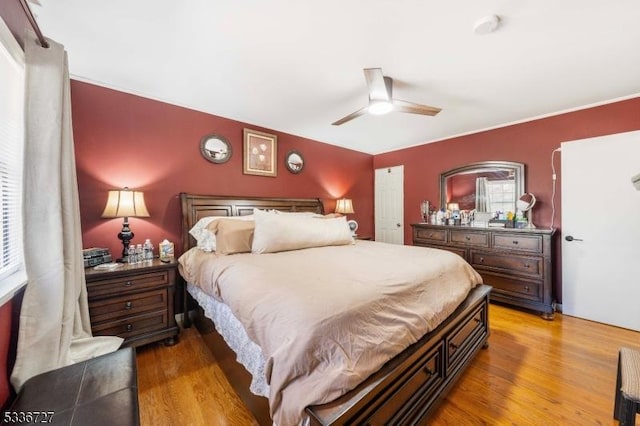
[11,33,122,389]
[475,177,489,212]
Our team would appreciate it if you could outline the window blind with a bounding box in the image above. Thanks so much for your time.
[0,17,26,303]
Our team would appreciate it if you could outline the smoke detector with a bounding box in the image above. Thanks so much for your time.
[473,15,500,35]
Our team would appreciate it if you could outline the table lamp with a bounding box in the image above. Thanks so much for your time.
[101,187,150,261]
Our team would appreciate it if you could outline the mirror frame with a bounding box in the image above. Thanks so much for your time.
[439,161,525,211]
[285,150,304,174]
[200,134,232,164]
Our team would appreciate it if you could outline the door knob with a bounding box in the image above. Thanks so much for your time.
[396,223,402,227]
[565,235,583,242]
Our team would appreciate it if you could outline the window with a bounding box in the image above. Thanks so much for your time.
[0,17,26,305]
[487,179,516,214]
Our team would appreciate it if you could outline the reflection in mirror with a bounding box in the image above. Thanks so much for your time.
[285,150,304,174]
[440,161,524,214]
[200,135,232,164]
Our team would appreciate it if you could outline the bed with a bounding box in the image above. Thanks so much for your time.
[178,193,491,425]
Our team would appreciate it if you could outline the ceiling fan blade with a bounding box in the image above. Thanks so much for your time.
[392,99,442,116]
[331,106,369,126]
[364,68,392,101]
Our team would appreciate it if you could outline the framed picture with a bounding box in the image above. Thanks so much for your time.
[243,129,277,177]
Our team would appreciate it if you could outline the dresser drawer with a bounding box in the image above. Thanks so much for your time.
[480,272,541,302]
[493,233,543,253]
[414,227,447,243]
[446,304,486,375]
[470,250,543,279]
[91,310,168,339]
[87,270,171,299]
[89,289,168,323]
[449,230,490,247]
[360,345,444,425]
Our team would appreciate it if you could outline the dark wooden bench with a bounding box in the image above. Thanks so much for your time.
[615,347,640,426]
[4,347,139,425]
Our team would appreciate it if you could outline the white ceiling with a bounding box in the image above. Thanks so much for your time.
[30,0,640,154]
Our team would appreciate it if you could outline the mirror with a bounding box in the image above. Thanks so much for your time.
[285,150,304,174]
[200,134,232,164]
[440,161,525,214]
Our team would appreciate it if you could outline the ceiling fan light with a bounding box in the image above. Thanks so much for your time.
[369,100,393,115]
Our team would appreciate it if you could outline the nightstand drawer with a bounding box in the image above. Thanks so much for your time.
[449,230,489,247]
[89,289,168,323]
[493,233,543,253]
[87,270,170,299]
[92,310,168,339]
[470,251,543,279]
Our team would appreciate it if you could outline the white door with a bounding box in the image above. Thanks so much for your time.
[562,130,640,331]
[375,166,404,244]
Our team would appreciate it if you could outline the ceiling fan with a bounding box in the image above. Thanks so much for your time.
[332,68,442,126]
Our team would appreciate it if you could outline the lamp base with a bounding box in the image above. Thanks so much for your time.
[117,217,134,262]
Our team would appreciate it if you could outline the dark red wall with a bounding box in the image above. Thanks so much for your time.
[373,97,640,303]
[71,81,374,257]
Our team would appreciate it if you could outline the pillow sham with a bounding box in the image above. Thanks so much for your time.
[208,218,255,255]
[251,208,353,253]
[189,215,254,252]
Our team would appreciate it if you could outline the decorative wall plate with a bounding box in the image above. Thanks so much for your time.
[200,134,232,164]
[285,150,304,174]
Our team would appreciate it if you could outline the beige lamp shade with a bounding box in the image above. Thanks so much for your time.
[101,188,150,218]
[335,198,355,215]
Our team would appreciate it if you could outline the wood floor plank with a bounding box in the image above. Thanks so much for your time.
[137,304,639,425]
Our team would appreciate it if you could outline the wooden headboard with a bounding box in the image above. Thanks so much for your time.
[180,193,325,251]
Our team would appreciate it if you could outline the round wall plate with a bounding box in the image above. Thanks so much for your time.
[347,219,358,234]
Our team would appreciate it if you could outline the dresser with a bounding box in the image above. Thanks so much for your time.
[85,259,179,347]
[411,223,555,319]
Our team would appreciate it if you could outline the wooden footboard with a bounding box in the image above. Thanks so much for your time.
[307,284,490,425]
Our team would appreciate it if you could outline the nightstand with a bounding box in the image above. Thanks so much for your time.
[85,259,179,347]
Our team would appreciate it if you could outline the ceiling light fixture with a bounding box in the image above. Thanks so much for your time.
[368,100,393,115]
[473,14,500,35]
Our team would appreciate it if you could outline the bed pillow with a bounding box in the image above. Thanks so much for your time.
[208,218,255,255]
[189,215,254,252]
[252,208,353,253]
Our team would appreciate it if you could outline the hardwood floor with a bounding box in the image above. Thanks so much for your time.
[136,304,639,425]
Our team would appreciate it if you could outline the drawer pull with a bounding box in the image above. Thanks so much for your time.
[423,366,434,377]
[479,257,484,263]
[512,240,519,245]
[124,281,133,287]
[524,285,530,292]
[449,342,459,351]
[524,263,530,268]
[126,324,133,332]
[474,317,481,323]
[125,301,133,310]
[465,236,471,241]
[429,233,433,237]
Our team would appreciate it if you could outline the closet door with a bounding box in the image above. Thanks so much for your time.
[561,130,640,331]
[375,165,404,244]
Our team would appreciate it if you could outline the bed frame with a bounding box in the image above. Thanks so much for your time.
[179,193,491,425]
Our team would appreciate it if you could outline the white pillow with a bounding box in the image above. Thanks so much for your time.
[189,215,254,252]
[251,208,353,253]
